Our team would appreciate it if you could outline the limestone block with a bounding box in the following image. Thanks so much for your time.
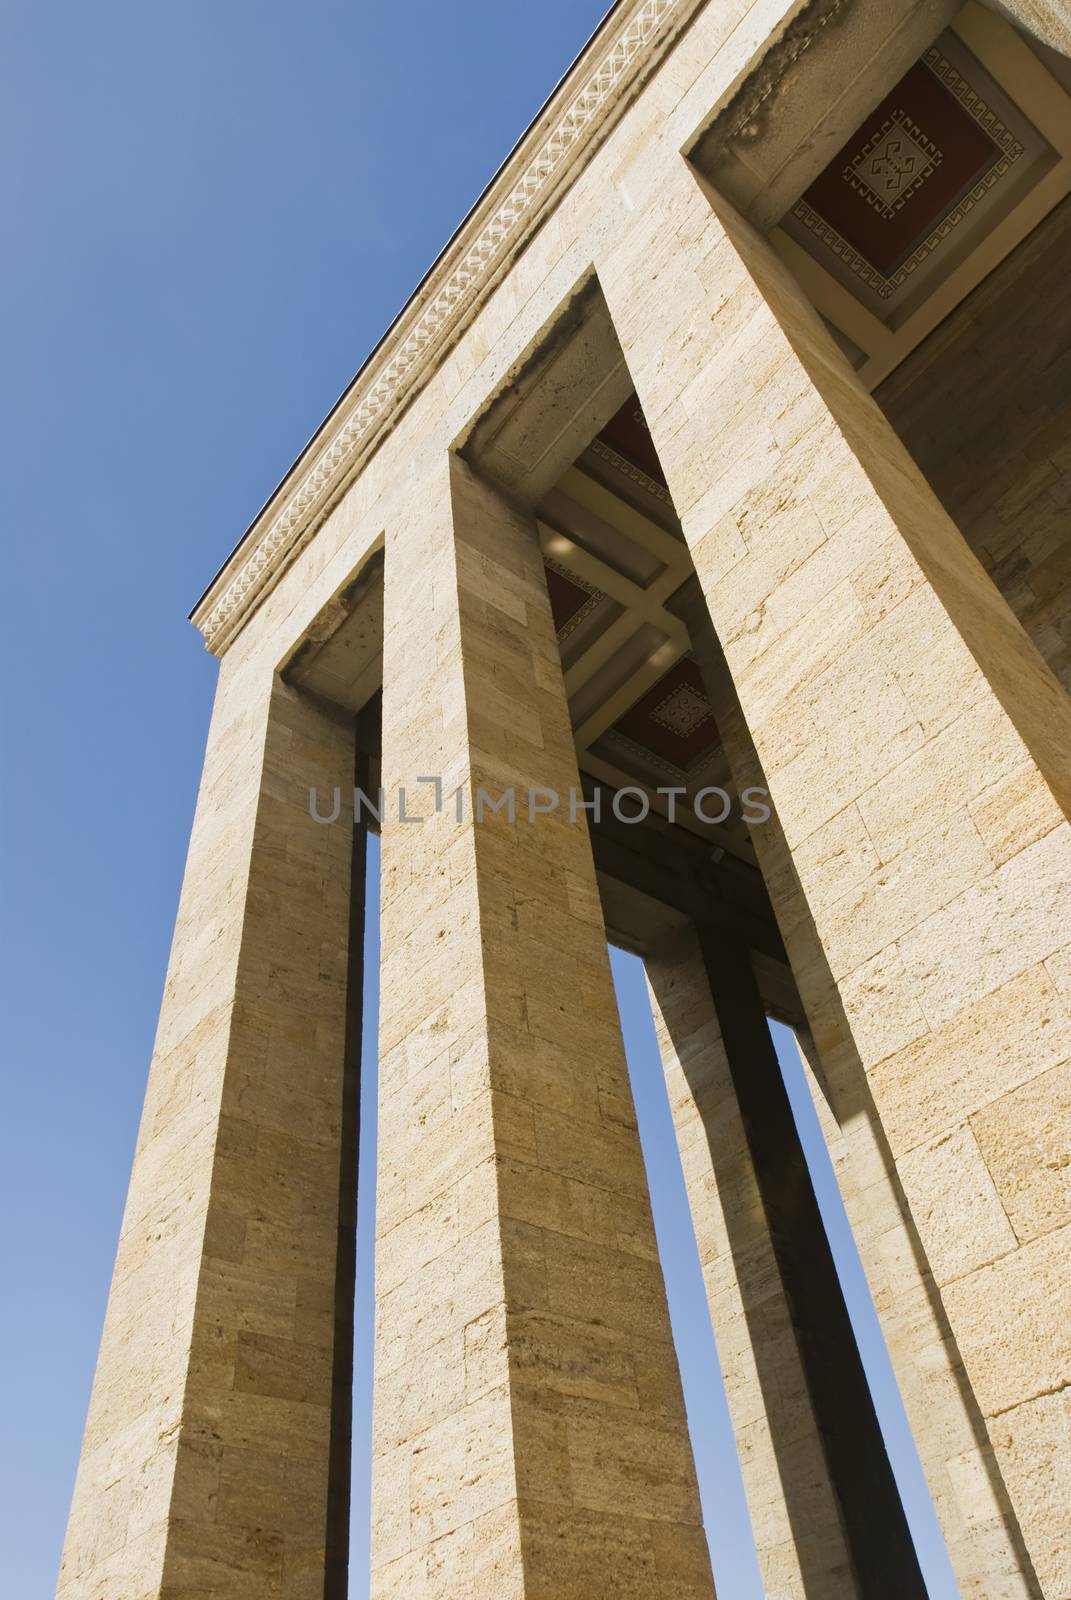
[989,1391,1071,1600]
[972,1060,1071,1244]
[867,961,1071,1157]
[941,1225,1071,1419]
[897,1124,1017,1286]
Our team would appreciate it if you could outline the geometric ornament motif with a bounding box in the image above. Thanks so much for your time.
[650,683,712,739]
[606,655,721,781]
[845,110,941,217]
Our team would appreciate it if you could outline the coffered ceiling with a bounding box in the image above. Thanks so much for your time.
[770,1,1071,386]
[536,397,757,867]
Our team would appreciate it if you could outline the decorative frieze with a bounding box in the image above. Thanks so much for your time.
[193,0,698,653]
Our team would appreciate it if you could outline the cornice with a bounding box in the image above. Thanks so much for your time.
[695,0,849,154]
[192,0,704,654]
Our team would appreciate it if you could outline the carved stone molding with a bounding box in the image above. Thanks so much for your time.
[588,435,674,506]
[193,0,704,654]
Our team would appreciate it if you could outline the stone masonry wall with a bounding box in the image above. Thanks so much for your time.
[878,195,1071,692]
[60,2,1071,1595]
[57,668,355,1600]
[599,153,1071,1596]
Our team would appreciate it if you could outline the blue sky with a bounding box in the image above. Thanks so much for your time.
[2,2,956,1593]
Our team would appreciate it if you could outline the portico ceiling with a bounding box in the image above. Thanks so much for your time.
[769,1,1071,386]
[536,395,758,867]
[285,1,1071,890]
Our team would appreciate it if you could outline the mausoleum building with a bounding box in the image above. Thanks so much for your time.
[59,1,1071,1595]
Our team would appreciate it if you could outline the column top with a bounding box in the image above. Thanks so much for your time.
[190,0,700,656]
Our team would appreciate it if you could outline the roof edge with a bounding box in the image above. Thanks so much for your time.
[191,0,702,654]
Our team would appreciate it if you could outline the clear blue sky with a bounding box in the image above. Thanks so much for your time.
[1,3,957,1594]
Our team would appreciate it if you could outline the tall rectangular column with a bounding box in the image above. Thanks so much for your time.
[57,670,356,1600]
[674,569,1038,1598]
[370,452,715,1599]
[599,156,1071,1597]
[647,922,922,1599]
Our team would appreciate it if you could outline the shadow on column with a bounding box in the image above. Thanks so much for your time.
[653,919,927,1599]
[697,577,1045,1597]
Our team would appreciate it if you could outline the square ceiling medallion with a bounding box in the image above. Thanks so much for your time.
[601,656,721,781]
[845,107,942,219]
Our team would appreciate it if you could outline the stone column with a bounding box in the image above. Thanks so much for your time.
[370,452,715,1599]
[675,571,1038,1599]
[647,922,923,1600]
[599,158,1071,1596]
[57,669,357,1599]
